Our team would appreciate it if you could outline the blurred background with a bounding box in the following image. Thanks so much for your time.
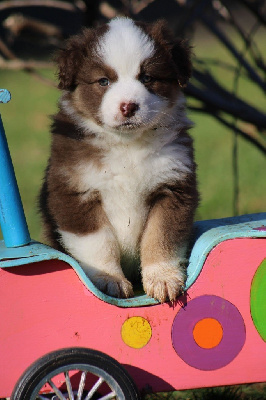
[0,0,265,243]
[0,1,265,399]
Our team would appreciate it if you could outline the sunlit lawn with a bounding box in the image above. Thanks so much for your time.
[0,64,265,241]
[0,25,265,400]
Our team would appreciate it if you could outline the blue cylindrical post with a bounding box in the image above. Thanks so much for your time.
[0,90,31,247]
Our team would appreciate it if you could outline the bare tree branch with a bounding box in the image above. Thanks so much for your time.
[0,38,16,60]
[0,38,55,87]
[241,0,266,25]
[221,2,265,73]
[3,14,63,39]
[0,0,265,147]
[214,114,266,154]
[200,14,266,91]
[189,106,266,154]
[186,70,266,129]
[0,1,84,12]
[0,57,53,70]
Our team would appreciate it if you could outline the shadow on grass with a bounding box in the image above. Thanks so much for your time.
[143,384,266,400]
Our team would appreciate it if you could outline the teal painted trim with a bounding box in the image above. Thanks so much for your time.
[0,90,31,247]
[0,240,157,307]
[0,213,265,308]
[0,89,11,104]
[186,212,266,289]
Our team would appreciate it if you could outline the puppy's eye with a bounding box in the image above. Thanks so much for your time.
[98,78,110,87]
[139,74,153,84]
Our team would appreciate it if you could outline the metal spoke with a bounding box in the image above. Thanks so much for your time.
[65,371,75,400]
[37,367,119,400]
[84,377,104,400]
[77,371,87,400]
[98,392,117,400]
[48,380,66,400]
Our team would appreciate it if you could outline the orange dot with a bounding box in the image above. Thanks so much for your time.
[193,318,223,349]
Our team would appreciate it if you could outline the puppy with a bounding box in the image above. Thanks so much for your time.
[39,17,199,302]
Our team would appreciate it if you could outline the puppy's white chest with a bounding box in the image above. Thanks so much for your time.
[100,151,149,253]
[79,138,191,254]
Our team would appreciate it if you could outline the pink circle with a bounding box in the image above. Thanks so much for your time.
[172,295,246,370]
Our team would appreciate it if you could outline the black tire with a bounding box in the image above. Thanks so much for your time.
[11,347,140,400]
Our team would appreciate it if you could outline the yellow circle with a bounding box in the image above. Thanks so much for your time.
[121,317,152,349]
[193,318,223,349]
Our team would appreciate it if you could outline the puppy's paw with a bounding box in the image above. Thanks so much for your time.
[142,262,186,303]
[92,273,134,299]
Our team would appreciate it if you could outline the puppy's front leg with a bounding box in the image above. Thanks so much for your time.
[60,225,133,299]
[141,185,196,303]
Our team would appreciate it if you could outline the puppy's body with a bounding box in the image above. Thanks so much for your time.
[40,18,199,302]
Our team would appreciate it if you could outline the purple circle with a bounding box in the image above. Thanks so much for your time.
[172,295,246,371]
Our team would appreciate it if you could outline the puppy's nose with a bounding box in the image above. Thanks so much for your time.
[120,102,139,118]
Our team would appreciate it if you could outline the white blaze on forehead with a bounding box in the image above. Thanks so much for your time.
[97,18,154,77]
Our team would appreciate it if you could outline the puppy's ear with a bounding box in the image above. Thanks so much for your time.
[149,20,192,87]
[171,38,192,88]
[55,30,90,91]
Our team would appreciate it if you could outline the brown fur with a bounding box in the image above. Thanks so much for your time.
[141,177,198,267]
[39,19,199,302]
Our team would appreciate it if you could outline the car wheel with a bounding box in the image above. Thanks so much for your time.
[11,347,140,400]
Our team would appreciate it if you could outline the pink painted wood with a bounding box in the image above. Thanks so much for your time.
[0,238,265,397]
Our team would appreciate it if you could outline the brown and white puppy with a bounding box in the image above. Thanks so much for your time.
[39,17,199,302]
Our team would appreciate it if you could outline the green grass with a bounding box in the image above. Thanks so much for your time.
[143,383,266,399]
[0,62,265,241]
[0,29,265,400]
[190,25,266,221]
[0,69,58,240]
[1,25,265,240]
[190,111,265,220]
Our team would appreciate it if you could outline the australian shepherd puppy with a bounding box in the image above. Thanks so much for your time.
[39,17,199,302]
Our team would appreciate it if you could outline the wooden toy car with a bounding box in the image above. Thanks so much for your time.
[0,89,265,399]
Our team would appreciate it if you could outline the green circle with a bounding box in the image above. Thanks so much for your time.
[250,259,266,341]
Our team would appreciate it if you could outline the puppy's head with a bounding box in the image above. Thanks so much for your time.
[57,18,191,136]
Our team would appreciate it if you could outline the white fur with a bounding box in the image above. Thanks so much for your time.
[61,18,192,141]
[60,95,193,269]
[57,18,194,299]
[59,227,134,297]
[99,78,168,130]
[60,227,121,274]
[76,134,192,254]
[142,260,186,302]
[61,93,192,144]
[97,18,154,77]
[94,18,168,131]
